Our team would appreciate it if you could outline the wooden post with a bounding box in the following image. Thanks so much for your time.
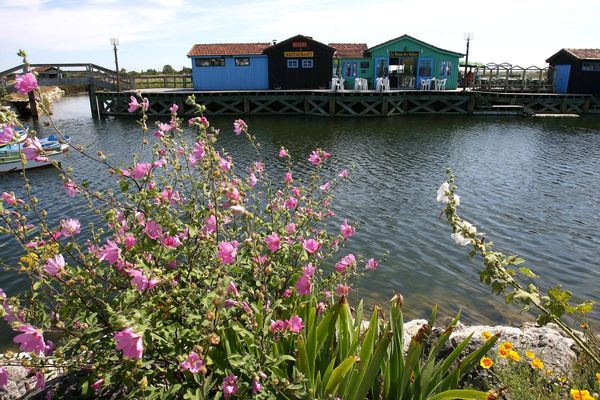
[329,96,335,116]
[87,65,99,119]
[583,97,591,114]
[467,93,475,114]
[382,96,388,115]
[243,96,250,114]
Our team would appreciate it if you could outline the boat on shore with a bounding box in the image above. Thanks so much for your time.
[0,134,71,173]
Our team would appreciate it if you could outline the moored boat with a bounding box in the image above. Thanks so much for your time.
[0,144,69,173]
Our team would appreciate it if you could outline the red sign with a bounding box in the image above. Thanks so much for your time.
[292,41,307,48]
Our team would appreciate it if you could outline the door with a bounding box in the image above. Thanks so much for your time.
[417,58,433,88]
[553,64,571,94]
[374,57,389,83]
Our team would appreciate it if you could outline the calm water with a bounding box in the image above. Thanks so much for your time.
[1,96,600,346]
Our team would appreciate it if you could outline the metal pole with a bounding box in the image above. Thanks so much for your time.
[113,44,121,92]
[463,38,470,91]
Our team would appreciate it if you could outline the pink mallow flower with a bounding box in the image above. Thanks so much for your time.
[365,258,379,271]
[131,163,152,179]
[252,378,263,394]
[217,241,238,265]
[338,169,349,179]
[128,269,157,292]
[265,232,281,252]
[1,192,17,205]
[15,73,38,94]
[13,324,46,355]
[335,254,356,273]
[279,147,289,158]
[0,368,8,388]
[269,320,286,333]
[295,275,312,296]
[286,222,296,234]
[340,220,355,240]
[284,171,293,184]
[180,351,204,373]
[114,328,144,359]
[161,235,182,249]
[0,124,16,146]
[64,181,79,197]
[169,103,178,114]
[99,240,121,265]
[127,96,140,113]
[144,220,163,240]
[233,119,247,135]
[302,238,321,254]
[22,137,46,162]
[44,254,65,276]
[222,374,239,399]
[34,371,45,390]
[227,281,239,297]
[60,218,80,237]
[287,315,304,333]
[336,284,351,297]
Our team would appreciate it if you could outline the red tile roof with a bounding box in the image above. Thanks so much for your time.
[564,48,600,60]
[187,43,271,57]
[329,43,367,58]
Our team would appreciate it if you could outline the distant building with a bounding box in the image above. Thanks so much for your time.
[263,35,335,90]
[329,43,369,88]
[546,49,600,94]
[364,34,463,90]
[187,43,270,91]
[33,66,61,79]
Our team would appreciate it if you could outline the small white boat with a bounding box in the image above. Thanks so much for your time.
[0,143,69,173]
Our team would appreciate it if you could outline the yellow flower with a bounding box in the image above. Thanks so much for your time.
[480,357,493,369]
[498,347,509,358]
[531,358,544,369]
[500,341,513,351]
[508,350,521,362]
[481,331,492,340]
[596,372,600,382]
[571,389,594,400]
[486,391,498,400]
[525,351,535,359]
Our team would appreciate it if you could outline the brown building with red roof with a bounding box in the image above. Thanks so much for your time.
[329,43,369,88]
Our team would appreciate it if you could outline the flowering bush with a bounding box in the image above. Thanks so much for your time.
[0,57,493,399]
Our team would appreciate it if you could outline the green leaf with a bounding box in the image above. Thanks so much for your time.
[427,389,489,400]
[119,180,129,193]
[324,356,356,396]
[519,267,539,278]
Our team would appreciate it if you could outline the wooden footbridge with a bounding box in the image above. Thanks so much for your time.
[2,63,599,118]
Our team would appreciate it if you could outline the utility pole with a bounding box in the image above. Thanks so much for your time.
[462,33,473,91]
[110,38,121,91]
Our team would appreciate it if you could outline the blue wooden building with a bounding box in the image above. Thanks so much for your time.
[546,49,600,94]
[187,43,271,91]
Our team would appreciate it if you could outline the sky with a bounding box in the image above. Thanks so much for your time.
[1,0,599,72]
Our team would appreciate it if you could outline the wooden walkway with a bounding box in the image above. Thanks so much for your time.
[95,89,600,118]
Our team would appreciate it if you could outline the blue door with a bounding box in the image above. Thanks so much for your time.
[374,57,388,82]
[417,58,433,88]
[554,64,571,94]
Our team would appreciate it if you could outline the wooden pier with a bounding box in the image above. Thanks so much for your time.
[95,89,600,118]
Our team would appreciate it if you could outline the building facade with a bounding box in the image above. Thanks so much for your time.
[187,43,270,91]
[546,49,600,94]
[364,35,463,90]
[329,43,369,88]
[263,35,335,90]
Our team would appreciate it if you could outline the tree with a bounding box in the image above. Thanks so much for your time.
[180,66,192,74]
[162,64,175,74]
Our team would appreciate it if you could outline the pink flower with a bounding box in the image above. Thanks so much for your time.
[13,324,46,355]
[365,258,379,271]
[254,161,265,172]
[335,254,356,273]
[34,370,45,390]
[284,171,293,184]
[114,328,144,359]
[161,235,182,249]
[0,368,8,388]
[170,104,178,114]
[295,275,312,296]
[44,254,65,276]
[269,320,286,333]
[1,192,17,205]
[22,137,46,162]
[283,288,292,298]
[319,181,331,191]
[336,284,351,297]
[64,181,79,197]
[233,119,247,135]
[99,240,121,265]
[285,196,298,209]
[128,269,157,292]
[287,315,304,333]
[128,96,140,113]
[131,163,152,179]
[265,232,281,252]
[225,187,240,202]
[217,241,238,265]
[60,218,80,237]
[203,215,217,235]
[141,98,149,112]
[224,299,238,308]
[279,147,289,158]
[252,378,263,394]
[302,238,321,254]
[91,379,104,392]
[193,141,205,159]
[180,351,204,373]
[0,124,16,146]
[15,72,38,94]
[338,169,349,178]
[222,374,239,399]
[340,220,355,240]
[308,150,321,165]
[124,234,136,250]
[199,116,209,128]
[303,263,316,276]
[144,220,163,240]
[227,281,239,297]
[286,222,296,234]
[218,154,232,171]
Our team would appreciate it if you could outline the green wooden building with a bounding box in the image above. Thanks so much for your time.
[364,34,463,90]
[329,43,369,88]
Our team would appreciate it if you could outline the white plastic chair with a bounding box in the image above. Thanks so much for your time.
[382,78,390,91]
[435,78,447,91]
[420,79,431,90]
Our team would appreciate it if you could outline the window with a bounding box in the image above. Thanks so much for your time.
[235,57,250,66]
[287,59,299,68]
[302,59,314,68]
[418,59,432,77]
[360,62,369,69]
[582,62,600,72]
[440,61,452,77]
[195,58,225,67]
